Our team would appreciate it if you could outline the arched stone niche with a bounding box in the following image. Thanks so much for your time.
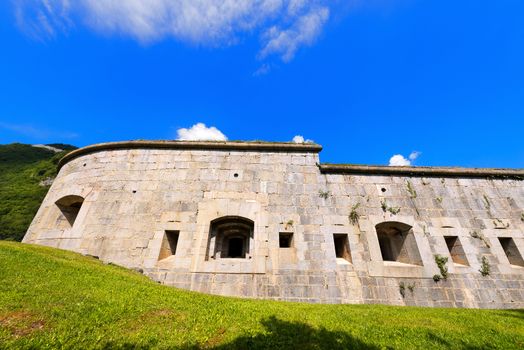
[206,216,254,260]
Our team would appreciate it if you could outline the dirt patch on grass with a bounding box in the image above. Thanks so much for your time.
[203,327,228,348]
[0,311,46,338]
[126,308,189,333]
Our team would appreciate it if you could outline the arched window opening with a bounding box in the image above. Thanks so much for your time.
[207,216,254,260]
[376,222,422,265]
[55,195,85,229]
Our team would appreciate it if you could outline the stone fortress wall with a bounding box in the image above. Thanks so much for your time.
[23,141,524,308]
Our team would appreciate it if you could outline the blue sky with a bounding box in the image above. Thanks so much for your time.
[0,0,523,168]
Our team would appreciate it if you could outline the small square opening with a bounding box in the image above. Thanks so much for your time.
[279,232,293,248]
[333,234,352,263]
[444,236,469,266]
[158,230,179,260]
[498,237,524,267]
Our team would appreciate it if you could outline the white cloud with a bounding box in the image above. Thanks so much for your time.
[259,7,329,62]
[409,151,421,161]
[176,123,227,141]
[15,0,332,62]
[388,151,421,166]
[292,135,313,143]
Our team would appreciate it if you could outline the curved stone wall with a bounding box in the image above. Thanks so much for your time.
[24,141,524,308]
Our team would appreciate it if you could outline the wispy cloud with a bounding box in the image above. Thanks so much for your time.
[15,1,332,63]
[176,122,227,141]
[388,151,421,166]
[259,7,329,62]
[0,121,79,140]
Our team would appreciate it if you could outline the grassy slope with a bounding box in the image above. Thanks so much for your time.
[0,242,523,349]
[0,143,75,241]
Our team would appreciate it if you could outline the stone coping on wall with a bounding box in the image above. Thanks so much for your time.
[319,163,524,179]
[58,140,323,169]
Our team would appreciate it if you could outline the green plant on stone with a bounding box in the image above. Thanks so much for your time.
[399,282,406,298]
[480,256,490,277]
[434,255,449,280]
[285,220,294,230]
[381,199,388,212]
[436,196,443,204]
[389,206,401,215]
[521,212,524,222]
[380,199,401,215]
[433,274,442,282]
[406,180,417,199]
[483,195,491,210]
[470,230,491,248]
[349,203,360,225]
[492,218,509,229]
[318,190,330,199]
[407,283,415,293]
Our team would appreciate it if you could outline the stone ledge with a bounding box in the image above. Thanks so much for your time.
[58,140,323,169]
[319,164,524,179]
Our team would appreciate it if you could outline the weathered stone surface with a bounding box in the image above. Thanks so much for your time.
[23,141,524,308]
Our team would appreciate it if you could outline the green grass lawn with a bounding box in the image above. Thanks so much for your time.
[0,242,523,349]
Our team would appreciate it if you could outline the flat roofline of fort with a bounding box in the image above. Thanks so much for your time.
[58,140,323,168]
[58,140,524,179]
[320,164,524,179]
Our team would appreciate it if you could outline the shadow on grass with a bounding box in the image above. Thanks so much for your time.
[491,309,524,321]
[210,316,379,350]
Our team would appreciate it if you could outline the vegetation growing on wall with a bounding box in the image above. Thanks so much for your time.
[470,230,491,248]
[349,203,360,225]
[380,199,400,215]
[318,190,330,199]
[434,255,449,281]
[406,180,417,199]
[483,195,491,210]
[480,256,491,277]
[0,143,76,241]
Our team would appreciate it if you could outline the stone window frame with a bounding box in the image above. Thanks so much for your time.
[191,196,267,274]
[478,229,524,274]
[364,215,431,278]
[425,226,478,274]
[497,237,524,268]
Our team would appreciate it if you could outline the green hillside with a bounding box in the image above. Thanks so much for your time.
[0,143,76,241]
[0,241,522,349]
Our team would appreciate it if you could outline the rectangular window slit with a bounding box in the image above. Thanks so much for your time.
[333,234,352,263]
[498,237,524,267]
[444,236,469,266]
[158,230,179,260]
[279,232,293,248]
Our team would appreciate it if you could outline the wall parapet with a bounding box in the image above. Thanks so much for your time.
[319,163,524,179]
[58,140,323,169]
